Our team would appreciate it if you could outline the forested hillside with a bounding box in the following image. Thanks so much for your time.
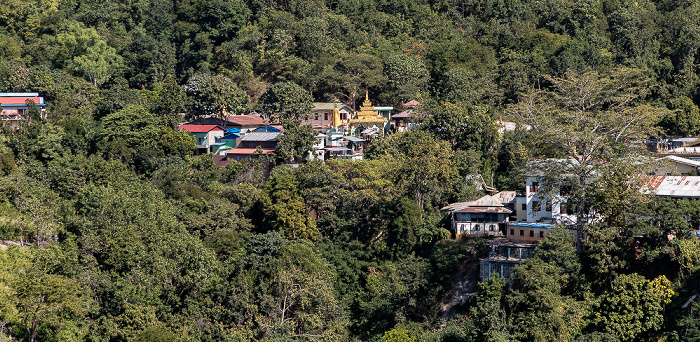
[2,0,700,341]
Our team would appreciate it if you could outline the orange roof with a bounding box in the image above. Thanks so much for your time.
[0,96,44,105]
[178,124,225,133]
[403,100,421,107]
[226,148,277,155]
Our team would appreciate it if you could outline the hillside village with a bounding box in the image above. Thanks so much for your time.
[4,0,700,340]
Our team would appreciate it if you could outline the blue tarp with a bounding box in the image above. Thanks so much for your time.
[508,222,556,229]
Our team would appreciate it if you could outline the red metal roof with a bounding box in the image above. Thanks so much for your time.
[226,148,277,155]
[178,124,225,133]
[0,96,43,105]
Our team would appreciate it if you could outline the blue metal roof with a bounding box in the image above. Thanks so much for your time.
[226,128,241,133]
[508,222,556,228]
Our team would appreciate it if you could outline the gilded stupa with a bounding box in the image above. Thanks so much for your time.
[349,90,387,131]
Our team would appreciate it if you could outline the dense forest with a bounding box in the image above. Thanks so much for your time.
[2,0,700,341]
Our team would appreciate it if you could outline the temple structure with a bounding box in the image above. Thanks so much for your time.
[349,91,387,135]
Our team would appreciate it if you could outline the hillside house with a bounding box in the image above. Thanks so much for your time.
[303,103,354,131]
[238,132,280,149]
[0,92,46,129]
[178,124,225,154]
[442,195,513,238]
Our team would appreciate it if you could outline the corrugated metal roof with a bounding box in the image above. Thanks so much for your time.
[453,206,513,214]
[227,115,266,126]
[240,132,281,141]
[393,111,415,119]
[179,124,225,133]
[442,195,505,211]
[312,102,352,111]
[0,96,45,106]
[227,148,276,155]
[340,136,365,142]
[646,175,700,198]
[665,155,700,167]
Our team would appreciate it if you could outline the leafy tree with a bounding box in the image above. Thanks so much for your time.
[0,246,89,342]
[186,73,250,119]
[593,273,674,341]
[383,54,428,103]
[259,81,313,122]
[506,68,666,245]
[259,172,318,240]
[276,119,316,163]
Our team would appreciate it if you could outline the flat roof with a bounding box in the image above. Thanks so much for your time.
[508,222,556,228]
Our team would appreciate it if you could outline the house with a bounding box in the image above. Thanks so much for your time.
[303,103,354,131]
[653,156,700,175]
[391,111,417,132]
[523,175,577,225]
[192,114,272,131]
[324,135,365,161]
[238,132,281,149]
[442,195,513,238]
[0,92,46,129]
[178,124,226,155]
[479,240,538,282]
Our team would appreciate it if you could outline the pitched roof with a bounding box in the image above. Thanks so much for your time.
[313,102,352,111]
[179,124,225,133]
[403,100,421,107]
[240,132,281,142]
[226,115,266,126]
[392,111,415,119]
[227,148,277,155]
[0,93,45,106]
[453,206,513,214]
[663,155,700,168]
[644,175,700,198]
[441,195,506,211]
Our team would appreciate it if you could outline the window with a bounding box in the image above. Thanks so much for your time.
[485,213,499,222]
[324,113,328,120]
[560,203,567,214]
[474,225,480,232]
[342,113,347,120]
[529,230,534,237]
[532,201,541,212]
[489,225,495,231]
[521,203,526,211]
[519,230,524,236]
[545,201,552,212]
[510,229,514,235]
[539,231,544,238]
[530,182,539,192]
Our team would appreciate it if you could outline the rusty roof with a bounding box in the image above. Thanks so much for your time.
[441,195,505,211]
[644,175,700,198]
[453,206,513,214]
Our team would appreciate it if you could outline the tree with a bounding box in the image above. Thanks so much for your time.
[0,246,88,342]
[594,273,674,341]
[259,172,318,240]
[506,68,666,247]
[383,54,428,103]
[276,119,316,163]
[259,82,313,122]
[186,73,250,119]
[424,102,498,152]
